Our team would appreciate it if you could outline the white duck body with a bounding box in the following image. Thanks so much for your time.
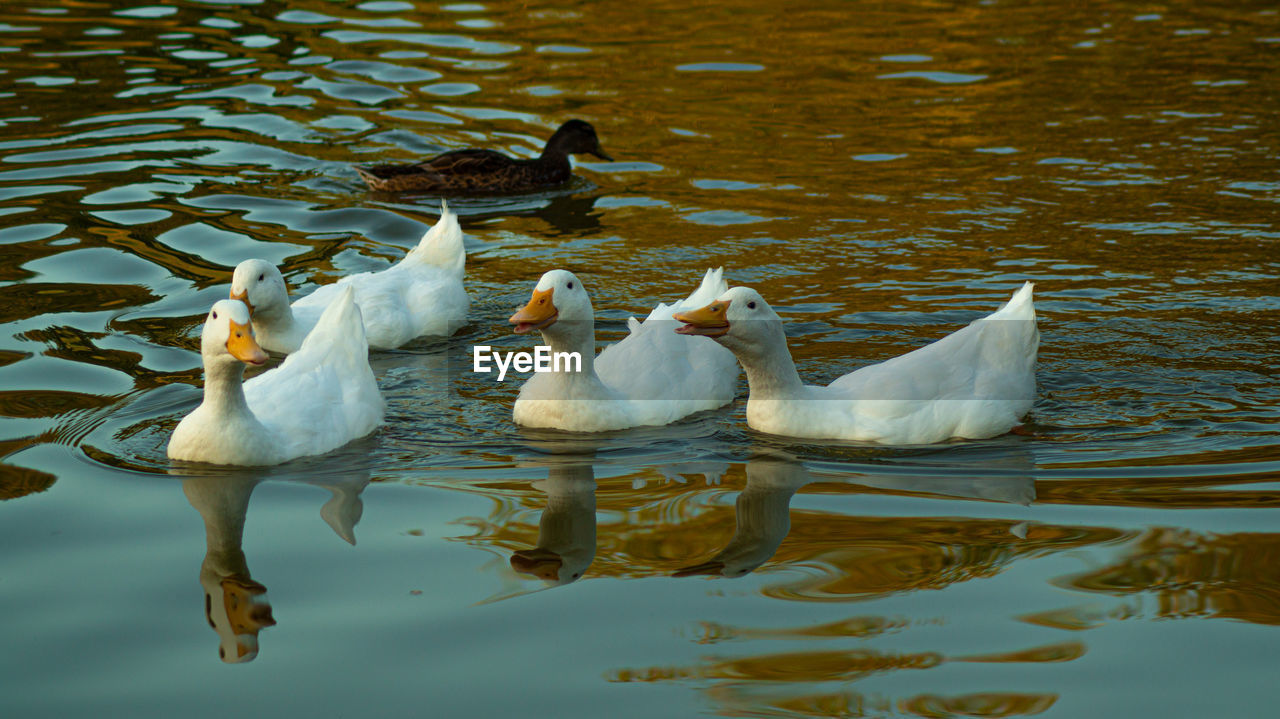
[509,268,739,432]
[230,200,468,354]
[167,289,384,466]
[675,283,1038,444]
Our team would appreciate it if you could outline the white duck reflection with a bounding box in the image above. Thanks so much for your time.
[675,455,812,579]
[179,469,370,662]
[509,461,597,587]
[677,450,1036,579]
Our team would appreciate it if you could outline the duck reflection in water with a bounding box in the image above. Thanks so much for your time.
[179,468,370,662]
[675,454,812,579]
[492,438,729,599]
[509,459,597,587]
[676,450,1036,579]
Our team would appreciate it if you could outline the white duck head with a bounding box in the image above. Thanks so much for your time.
[230,259,291,322]
[674,287,801,395]
[509,269,596,356]
[674,286,787,355]
[202,299,268,370]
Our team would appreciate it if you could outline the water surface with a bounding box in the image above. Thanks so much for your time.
[1,1,1278,717]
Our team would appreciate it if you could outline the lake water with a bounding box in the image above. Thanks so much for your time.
[2,1,1278,716]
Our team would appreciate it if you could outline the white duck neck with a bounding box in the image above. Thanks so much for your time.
[200,356,257,422]
[728,328,806,400]
[253,302,299,342]
[539,318,597,377]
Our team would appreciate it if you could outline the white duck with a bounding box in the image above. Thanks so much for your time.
[230,199,468,354]
[167,288,384,465]
[674,283,1039,444]
[508,268,739,432]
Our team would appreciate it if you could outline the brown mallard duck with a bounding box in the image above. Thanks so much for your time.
[355,119,613,193]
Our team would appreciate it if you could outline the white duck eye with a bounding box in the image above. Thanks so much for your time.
[258,273,264,282]
[747,301,756,310]
[212,311,218,319]
[567,281,574,290]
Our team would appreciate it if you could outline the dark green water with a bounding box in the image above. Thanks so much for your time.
[1,1,1278,717]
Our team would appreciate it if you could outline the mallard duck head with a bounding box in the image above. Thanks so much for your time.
[230,259,290,320]
[203,299,268,366]
[546,119,613,161]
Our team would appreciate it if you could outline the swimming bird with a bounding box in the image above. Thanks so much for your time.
[354,120,613,193]
[167,289,384,466]
[230,199,467,354]
[673,283,1039,444]
[508,268,739,432]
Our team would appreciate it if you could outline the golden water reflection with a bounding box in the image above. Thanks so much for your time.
[1062,527,1280,626]
[0,460,55,500]
[612,634,1078,717]
[447,452,1280,715]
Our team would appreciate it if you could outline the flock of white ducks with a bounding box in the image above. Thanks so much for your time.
[167,201,1040,466]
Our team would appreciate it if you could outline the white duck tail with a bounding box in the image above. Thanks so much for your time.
[402,199,465,276]
[632,267,729,331]
[286,285,368,365]
[993,281,1035,319]
[311,285,366,346]
[680,267,727,309]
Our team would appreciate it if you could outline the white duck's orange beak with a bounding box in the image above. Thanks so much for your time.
[229,288,254,315]
[674,300,730,337]
[509,287,558,334]
[227,320,268,365]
